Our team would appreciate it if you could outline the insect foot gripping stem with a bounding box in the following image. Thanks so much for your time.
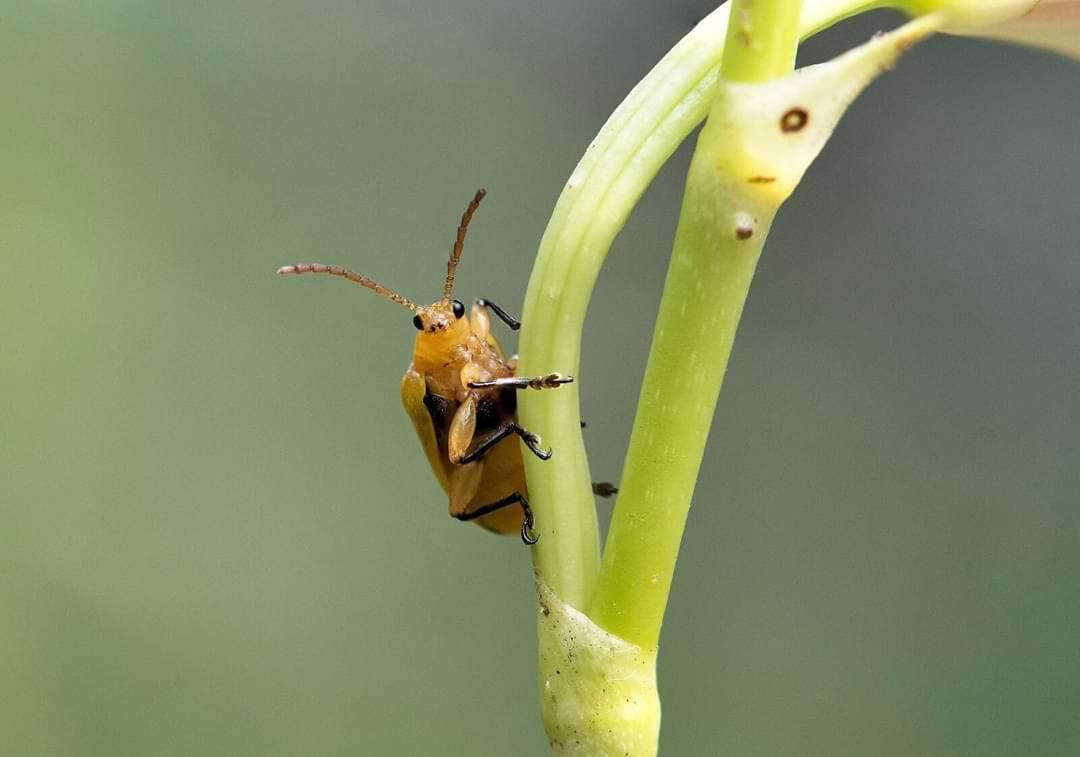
[521,500,539,545]
[536,580,660,757]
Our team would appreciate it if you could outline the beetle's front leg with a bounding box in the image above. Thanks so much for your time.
[467,373,573,391]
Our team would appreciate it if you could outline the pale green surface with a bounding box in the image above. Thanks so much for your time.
[519,0,864,613]
[536,581,659,756]
[3,2,1080,755]
[721,0,804,82]
[592,7,942,652]
[528,5,802,742]
[518,2,736,612]
[592,0,803,651]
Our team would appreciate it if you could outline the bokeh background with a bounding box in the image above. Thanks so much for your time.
[2,1,1078,755]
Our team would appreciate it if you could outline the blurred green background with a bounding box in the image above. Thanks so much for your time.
[2,2,1078,755]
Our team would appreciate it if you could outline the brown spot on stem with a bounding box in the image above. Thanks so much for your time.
[748,175,777,184]
[780,107,809,133]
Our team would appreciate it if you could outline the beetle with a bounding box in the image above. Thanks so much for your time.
[277,189,574,544]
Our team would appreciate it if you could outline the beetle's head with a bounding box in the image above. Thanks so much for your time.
[410,298,471,370]
[411,298,466,335]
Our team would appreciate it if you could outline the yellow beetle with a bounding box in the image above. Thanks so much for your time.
[278,189,574,543]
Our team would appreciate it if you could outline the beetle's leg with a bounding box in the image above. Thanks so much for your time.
[475,299,521,331]
[453,491,538,545]
[447,393,479,464]
[592,482,619,498]
[457,421,552,464]
[468,373,573,391]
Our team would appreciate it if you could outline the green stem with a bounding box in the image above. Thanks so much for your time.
[588,0,802,651]
[519,3,737,611]
[520,0,916,613]
[722,0,804,81]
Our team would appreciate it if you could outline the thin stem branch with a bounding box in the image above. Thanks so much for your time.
[588,0,804,651]
[723,0,805,81]
[519,0,920,612]
[518,4,737,610]
[519,1,944,752]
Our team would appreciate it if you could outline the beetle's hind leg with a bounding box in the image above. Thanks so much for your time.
[457,421,553,464]
[453,491,538,545]
[468,374,573,391]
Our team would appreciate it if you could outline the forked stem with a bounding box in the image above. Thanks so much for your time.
[519,0,906,619]
[589,0,803,651]
[522,1,942,754]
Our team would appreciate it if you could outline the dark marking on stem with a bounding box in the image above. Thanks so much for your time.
[734,9,752,47]
[592,481,619,498]
[736,226,754,240]
[780,107,809,133]
[748,175,777,184]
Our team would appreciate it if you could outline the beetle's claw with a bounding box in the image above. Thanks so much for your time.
[540,373,574,388]
[523,432,552,461]
[521,520,539,545]
[520,509,539,545]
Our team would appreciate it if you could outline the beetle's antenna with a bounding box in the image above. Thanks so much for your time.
[277,263,418,311]
[443,188,486,300]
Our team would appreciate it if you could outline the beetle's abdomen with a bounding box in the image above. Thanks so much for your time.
[422,392,454,433]
[475,389,516,434]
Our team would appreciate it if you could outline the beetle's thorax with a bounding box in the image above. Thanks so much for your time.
[412,312,470,372]
[412,316,511,402]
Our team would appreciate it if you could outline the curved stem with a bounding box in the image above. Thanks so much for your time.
[520,0,904,612]
[587,0,803,651]
[519,4,736,611]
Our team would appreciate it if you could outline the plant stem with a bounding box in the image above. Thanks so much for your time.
[518,4,736,611]
[588,0,803,651]
[585,0,944,650]
[723,0,804,81]
[519,0,903,613]
[520,2,943,752]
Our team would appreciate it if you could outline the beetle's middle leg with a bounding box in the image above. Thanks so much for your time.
[457,421,552,464]
[453,491,538,544]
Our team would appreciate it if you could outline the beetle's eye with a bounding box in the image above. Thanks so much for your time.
[452,300,465,319]
[412,314,424,330]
